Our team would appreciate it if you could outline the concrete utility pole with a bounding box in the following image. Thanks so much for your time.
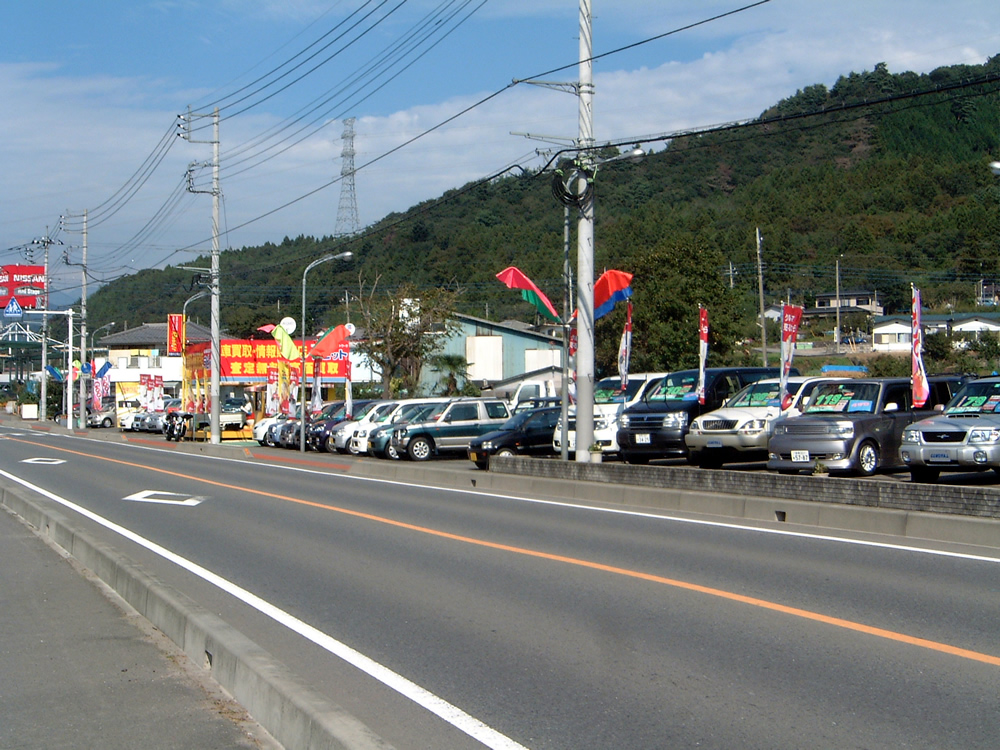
[575,0,596,462]
[180,107,222,444]
[31,231,60,422]
[757,227,767,366]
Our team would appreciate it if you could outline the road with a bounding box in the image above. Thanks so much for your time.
[2,425,998,749]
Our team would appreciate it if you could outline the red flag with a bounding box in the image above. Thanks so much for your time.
[779,304,804,401]
[496,266,560,322]
[696,306,709,405]
[912,285,930,408]
[594,270,633,320]
[308,323,355,360]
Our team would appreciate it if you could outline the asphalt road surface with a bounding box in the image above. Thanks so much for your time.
[2,425,998,749]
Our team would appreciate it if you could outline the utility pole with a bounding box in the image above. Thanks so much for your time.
[756,227,767,366]
[31,231,61,422]
[180,107,222,444]
[63,210,89,429]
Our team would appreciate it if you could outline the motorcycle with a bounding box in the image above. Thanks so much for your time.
[163,411,191,441]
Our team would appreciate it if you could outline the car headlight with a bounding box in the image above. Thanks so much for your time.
[826,423,854,437]
[596,416,614,431]
[619,414,631,429]
[481,441,494,451]
[902,428,921,443]
[689,420,701,434]
[738,419,766,434]
[662,412,688,429]
[969,428,1000,443]
[773,423,788,435]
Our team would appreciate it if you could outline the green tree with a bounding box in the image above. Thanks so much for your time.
[353,279,463,398]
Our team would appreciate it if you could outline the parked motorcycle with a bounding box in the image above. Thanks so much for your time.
[164,411,191,441]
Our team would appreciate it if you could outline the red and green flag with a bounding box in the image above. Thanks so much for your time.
[496,266,560,322]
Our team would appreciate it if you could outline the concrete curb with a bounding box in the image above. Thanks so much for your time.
[0,480,393,750]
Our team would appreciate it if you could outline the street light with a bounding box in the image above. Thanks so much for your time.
[300,251,352,453]
[90,321,115,354]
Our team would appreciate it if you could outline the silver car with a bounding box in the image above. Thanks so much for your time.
[685,376,834,468]
[900,377,1000,483]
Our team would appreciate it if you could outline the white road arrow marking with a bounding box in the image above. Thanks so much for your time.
[22,457,66,465]
[124,490,204,507]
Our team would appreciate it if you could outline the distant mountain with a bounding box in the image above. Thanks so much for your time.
[85,54,1000,374]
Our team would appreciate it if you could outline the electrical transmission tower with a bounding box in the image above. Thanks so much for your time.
[334,118,360,237]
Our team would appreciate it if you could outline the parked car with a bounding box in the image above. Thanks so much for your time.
[900,376,1000,482]
[553,373,667,456]
[684,376,839,468]
[391,398,511,461]
[326,400,397,454]
[468,406,562,469]
[767,376,963,476]
[254,409,298,447]
[617,367,789,464]
[87,396,118,428]
[307,400,373,452]
[351,398,447,457]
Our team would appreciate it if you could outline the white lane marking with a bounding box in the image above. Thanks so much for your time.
[0,468,528,750]
[124,490,204,506]
[22,457,66,465]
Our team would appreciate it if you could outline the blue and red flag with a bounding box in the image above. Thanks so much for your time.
[593,270,633,320]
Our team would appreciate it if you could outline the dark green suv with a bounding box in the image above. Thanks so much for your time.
[391,398,511,461]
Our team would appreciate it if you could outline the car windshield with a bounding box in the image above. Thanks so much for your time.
[594,377,644,404]
[647,373,698,403]
[943,381,1000,414]
[727,381,784,408]
[500,410,535,430]
[805,382,880,414]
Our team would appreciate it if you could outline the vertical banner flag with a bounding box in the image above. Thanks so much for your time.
[912,285,930,408]
[779,304,804,401]
[345,378,353,419]
[310,362,323,413]
[167,314,184,356]
[696,306,709,405]
[618,302,632,389]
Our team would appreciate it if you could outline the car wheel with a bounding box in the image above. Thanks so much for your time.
[407,436,433,461]
[264,432,276,448]
[856,440,880,476]
[325,435,338,454]
[386,444,400,460]
[909,467,940,484]
[101,417,113,428]
[495,448,515,458]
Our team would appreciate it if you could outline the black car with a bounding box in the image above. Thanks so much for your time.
[307,400,373,452]
[467,406,561,470]
[617,367,791,464]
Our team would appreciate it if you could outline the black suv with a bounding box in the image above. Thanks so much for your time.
[617,367,789,464]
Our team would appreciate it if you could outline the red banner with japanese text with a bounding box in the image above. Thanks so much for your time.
[167,314,184,356]
[779,304,804,402]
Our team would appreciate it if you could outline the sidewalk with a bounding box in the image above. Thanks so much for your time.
[0,503,277,750]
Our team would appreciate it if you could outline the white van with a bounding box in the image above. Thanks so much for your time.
[553,372,668,455]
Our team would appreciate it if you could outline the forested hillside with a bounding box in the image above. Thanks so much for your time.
[86,55,1000,375]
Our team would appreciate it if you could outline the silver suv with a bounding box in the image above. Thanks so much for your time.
[767,377,946,476]
[391,398,510,461]
[900,377,1000,483]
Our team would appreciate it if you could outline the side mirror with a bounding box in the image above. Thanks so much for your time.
[885,402,899,413]
[934,403,945,411]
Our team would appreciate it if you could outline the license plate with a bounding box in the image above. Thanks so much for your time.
[929,452,951,462]
[791,450,810,462]
[636,433,651,444]
[707,439,723,448]
[469,451,479,461]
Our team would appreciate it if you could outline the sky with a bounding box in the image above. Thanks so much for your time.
[2,0,999,303]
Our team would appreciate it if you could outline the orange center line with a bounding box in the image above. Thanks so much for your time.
[19,436,1000,667]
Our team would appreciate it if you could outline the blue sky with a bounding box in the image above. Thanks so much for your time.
[2,0,998,302]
